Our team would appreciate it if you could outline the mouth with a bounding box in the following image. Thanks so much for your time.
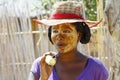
[56,42,66,48]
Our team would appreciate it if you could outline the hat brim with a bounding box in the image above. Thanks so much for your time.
[33,19,102,28]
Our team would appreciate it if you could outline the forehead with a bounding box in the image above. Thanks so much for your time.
[52,23,76,29]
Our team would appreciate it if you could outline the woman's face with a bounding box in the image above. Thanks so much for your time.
[51,23,81,53]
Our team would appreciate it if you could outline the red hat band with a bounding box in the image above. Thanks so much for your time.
[50,13,84,20]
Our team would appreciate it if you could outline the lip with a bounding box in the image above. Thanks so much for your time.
[56,42,66,48]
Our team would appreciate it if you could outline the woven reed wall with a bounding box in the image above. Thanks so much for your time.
[0,0,119,80]
[104,0,120,80]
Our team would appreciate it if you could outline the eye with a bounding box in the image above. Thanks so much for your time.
[52,29,59,33]
[63,30,71,33]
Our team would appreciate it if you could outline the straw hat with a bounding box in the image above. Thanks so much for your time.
[34,1,101,28]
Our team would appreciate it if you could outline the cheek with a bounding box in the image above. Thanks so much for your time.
[67,35,78,45]
[51,34,58,44]
[51,33,78,44]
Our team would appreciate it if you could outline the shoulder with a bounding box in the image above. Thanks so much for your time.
[88,57,107,71]
[31,51,57,66]
[33,57,42,64]
[88,57,109,79]
[89,57,104,67]
[32,57,42,67]
[30,57,42,77]
[30,51,57,77]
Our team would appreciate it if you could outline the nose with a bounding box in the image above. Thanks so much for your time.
[56,33,64,41]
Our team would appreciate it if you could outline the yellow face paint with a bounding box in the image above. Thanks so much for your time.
[51,23,81,53]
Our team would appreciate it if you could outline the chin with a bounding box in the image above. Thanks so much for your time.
[56,45,75,53]
[57,48,71,54]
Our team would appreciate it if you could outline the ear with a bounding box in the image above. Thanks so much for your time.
[77,33,82,42]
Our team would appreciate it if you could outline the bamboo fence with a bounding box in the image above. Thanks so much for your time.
[0,1,36,80]
[104,0,120,80]
[0,0,119,80]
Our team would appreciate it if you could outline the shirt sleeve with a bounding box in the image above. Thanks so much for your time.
[30,57,42,78]
[98,66,109,80]
[94,59,109,80]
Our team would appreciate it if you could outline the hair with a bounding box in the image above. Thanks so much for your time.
[48,22,91,44]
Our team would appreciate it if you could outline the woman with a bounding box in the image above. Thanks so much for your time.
[29,1,109,80]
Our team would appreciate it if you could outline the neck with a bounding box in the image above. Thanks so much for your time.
[57,49,79,63]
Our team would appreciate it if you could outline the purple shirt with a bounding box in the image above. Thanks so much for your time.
[31,57,109,80]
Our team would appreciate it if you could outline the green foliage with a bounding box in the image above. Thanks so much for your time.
[83,0,97,21]
[41,0,62,10]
